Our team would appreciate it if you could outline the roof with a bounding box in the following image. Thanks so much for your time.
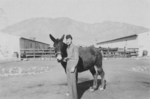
[96,30,149,45]
[97,34,137,45]
[20,37,50,45]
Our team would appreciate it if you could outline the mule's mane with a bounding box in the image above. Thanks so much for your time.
[61,42,68,57]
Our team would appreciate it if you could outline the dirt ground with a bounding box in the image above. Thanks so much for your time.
[0,58,150,99]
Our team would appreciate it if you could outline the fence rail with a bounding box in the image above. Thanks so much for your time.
[20,48,55,58]
[20,47,139,59]
[100,47,138,58]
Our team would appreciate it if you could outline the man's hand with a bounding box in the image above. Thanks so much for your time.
[63,57,68,62]
[70,67,76,73]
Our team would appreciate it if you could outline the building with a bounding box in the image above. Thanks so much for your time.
[96,32,150,57]
[0,32,50,60]
[20,37,49,50]
[0,32,20,60]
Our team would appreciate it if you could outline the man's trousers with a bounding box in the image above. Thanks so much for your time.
[66,60,78,99]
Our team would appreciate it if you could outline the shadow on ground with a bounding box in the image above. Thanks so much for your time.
[58,78,103,99]
[77,79,102,99]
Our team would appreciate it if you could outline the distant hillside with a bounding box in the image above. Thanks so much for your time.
[1,17,149,46]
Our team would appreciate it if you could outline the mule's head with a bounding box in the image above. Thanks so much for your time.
[49,34,67,62]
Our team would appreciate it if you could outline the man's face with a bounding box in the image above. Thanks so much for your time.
[66,38,72,45]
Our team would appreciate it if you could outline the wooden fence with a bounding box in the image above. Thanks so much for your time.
[100,47,138,58]
[20,47,139,59]
[20,48,55,59]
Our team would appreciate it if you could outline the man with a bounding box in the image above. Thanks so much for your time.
[63,34,79,99]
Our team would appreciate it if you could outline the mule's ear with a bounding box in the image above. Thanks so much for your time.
[60,35,65,41]
[49,34,56,42]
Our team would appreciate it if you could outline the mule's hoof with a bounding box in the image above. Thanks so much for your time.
[66,92,69,96]
[89,87,95,92]
[99,87,104,91]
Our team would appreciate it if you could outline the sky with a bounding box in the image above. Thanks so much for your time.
[0,0,150,30]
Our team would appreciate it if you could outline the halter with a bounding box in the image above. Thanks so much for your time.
[55,51,64,56]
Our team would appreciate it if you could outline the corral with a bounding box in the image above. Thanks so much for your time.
[0,32,55,60]
[97,32,150,57]
[0,58,150,99]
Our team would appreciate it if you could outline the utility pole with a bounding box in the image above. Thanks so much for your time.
[0,8,8,30]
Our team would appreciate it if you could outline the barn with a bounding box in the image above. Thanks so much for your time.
[0,32,51,60]
[96,32,150,57]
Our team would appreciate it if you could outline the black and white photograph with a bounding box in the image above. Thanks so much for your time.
[0,0,150,99]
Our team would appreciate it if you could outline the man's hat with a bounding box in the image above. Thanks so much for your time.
[66,34,73,40]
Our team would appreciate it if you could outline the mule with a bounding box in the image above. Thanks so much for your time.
[49,34,106,91]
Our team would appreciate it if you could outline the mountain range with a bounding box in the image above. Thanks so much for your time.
[1,17,149,46]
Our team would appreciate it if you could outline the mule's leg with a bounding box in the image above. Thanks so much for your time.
[97,67,105,91]
[89,67,98,91]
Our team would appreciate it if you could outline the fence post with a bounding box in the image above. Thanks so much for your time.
[34,49,35,58]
